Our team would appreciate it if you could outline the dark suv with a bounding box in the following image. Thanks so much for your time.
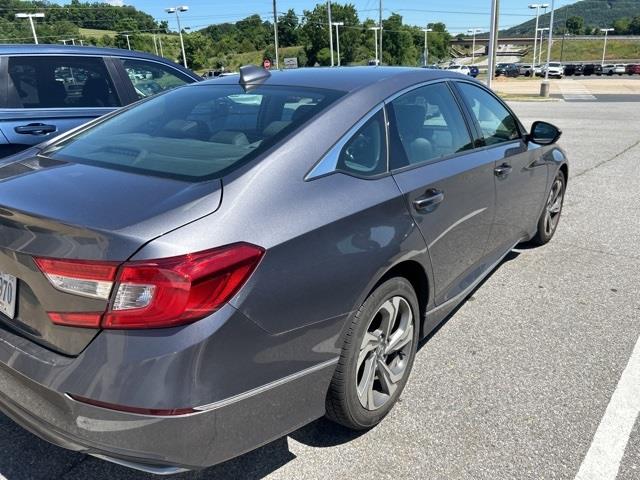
[495,63,519,77]
[0,44,201,158]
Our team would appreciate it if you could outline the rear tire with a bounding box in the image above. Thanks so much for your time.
[325,277,420,430]
[531,170,566,246]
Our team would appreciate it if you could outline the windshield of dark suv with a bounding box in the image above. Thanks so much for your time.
[44,84,343,181]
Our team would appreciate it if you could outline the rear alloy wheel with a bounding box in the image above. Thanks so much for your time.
[532,170,566,245]
[325,277,419,429]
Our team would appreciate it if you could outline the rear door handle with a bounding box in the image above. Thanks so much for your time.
[494,163,513,178]
[413,189,445,213]
[14,123,57,135]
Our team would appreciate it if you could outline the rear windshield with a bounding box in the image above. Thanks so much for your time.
[44,84,343,181]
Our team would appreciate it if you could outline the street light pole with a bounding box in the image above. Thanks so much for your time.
[544,0,556,82]
[422,28,433,67]
[369,27,380,65]
[15,13,45,44]
[272,0,279,69]
[334,22,344,66]
[487,0,500,89]
[528,4,548,67]
[166,6,189,68]
[600,28,614,65]
[467,28,482,64]
[327,1,334,67]
[537,27,549,65]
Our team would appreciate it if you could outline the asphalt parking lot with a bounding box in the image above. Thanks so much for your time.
[0,100,639,480]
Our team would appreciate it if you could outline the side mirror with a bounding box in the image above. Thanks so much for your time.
[528,121,562,145]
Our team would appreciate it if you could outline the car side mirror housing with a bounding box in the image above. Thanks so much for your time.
[527,121,562,145]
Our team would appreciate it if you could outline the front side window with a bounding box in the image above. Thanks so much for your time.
[389,82,473,169]
[8,56,119,108]
[43,84,343,181]
[456,82,520,146]
[121,58,192,99]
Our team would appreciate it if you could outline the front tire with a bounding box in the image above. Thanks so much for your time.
[325,277,420,430]
[531,170,566,245]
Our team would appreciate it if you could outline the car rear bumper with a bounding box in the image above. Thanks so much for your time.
[0,304,342,472]
[0,357,336,473]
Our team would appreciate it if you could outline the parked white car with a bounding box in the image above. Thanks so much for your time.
[446,65,471,76]
[602,64,626,75]
[541,62,564,79]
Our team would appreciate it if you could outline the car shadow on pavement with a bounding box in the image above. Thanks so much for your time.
[0,249,524,480]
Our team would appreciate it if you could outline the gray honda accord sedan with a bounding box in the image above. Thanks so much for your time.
[0,66,567,474]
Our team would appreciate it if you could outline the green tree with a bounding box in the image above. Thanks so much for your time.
[184,32,213,69]
[565,15,584,35]
[613,17,630,34]
[630,16,640,35]
[301,3,359,66]
[278,9,299,47]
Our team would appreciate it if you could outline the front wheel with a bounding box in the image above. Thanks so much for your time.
[531,170,566,245]
[325,277,419,430]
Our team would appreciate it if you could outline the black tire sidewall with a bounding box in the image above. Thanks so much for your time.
[339,277,420,429]
[535,169,566,244]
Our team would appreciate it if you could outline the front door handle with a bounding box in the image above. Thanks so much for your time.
[413,189,445,213]
[494,163,513,178]
[14,123,57,135]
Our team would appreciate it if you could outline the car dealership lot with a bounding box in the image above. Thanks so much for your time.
[0,100,638,480]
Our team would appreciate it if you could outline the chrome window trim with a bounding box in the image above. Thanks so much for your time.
[305,102,386,181]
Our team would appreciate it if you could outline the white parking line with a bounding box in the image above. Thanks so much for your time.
[575,334,640,480]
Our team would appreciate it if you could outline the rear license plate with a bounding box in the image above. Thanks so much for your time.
[0,273,17,320]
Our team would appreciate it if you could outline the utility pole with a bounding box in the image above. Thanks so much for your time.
[334,22,344,66]
[600,28,614,65]
[422,28,433,66]
[124,33,131,50]
[487,0,500,89]
[153,34,158,55]
[379,0,383,64]
[15,12,44,44]
[327,1,334,66]
[369,27,380,65]
[166,6,189,68]
[272,0,279,68]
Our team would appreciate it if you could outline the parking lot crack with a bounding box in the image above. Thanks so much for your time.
[573,139,640,179]
[57,456,88,479]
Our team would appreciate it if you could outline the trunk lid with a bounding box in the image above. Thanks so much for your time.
[0,155,222,355]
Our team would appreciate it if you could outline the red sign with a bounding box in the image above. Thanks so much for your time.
[263,58,271,70]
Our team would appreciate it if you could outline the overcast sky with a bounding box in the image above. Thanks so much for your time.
[114,0,578,34]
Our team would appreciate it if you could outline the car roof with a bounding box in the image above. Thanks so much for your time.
[0,44,199,78]
[198,66,459,94]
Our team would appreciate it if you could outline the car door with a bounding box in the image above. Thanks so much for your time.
[0,55,124,158]
[453,80,549,256]
[388,81,496,306]
[114,57,194,102]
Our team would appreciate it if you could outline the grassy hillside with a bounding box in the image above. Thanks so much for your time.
[503,0,640,36]
[521,38,640,62]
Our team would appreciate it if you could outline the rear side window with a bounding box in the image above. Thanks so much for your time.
[43,84,343,181]
[8,56,119,108]
[456,82,520,146]
[121,58,192,99]
[388,82,473,169]
[337,109,386,176]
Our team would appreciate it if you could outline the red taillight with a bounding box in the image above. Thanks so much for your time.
[36,243,264,329]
